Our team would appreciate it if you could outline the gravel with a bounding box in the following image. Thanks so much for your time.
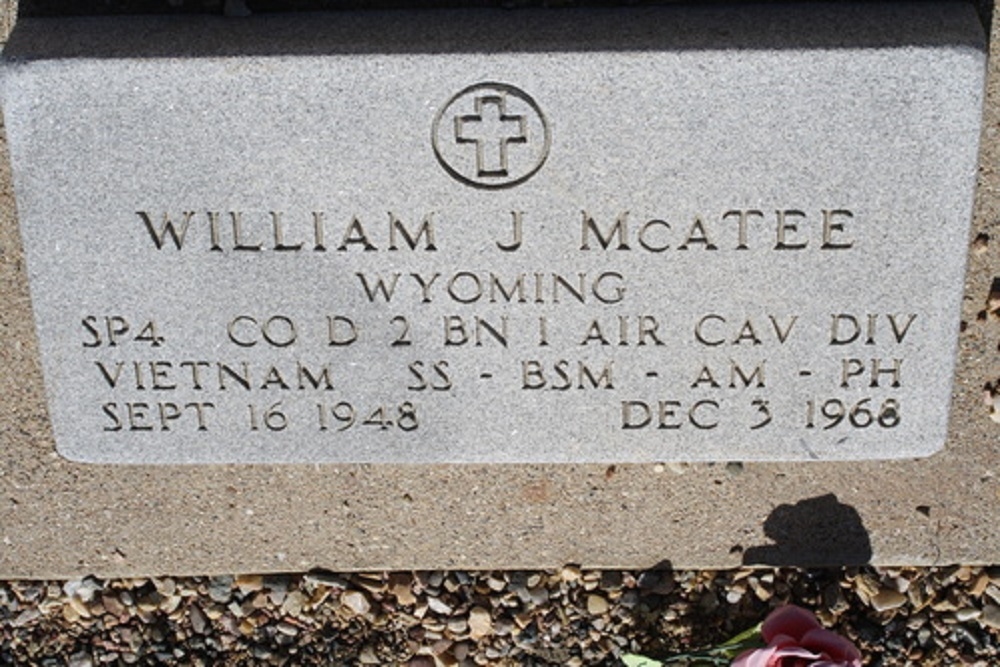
[2,565,999,665]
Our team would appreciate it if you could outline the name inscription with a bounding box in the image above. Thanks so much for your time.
[135,208,855,254]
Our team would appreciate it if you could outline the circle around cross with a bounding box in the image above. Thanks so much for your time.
[432,82,551,190]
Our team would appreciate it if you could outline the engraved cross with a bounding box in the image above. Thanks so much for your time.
[454,94,527,177]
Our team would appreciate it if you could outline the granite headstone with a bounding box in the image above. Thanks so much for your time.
[0,3,986,463]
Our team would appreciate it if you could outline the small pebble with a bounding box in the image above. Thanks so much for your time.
[208,576,234,604]
[980,604,1000,630]
[235,574,264,594]
[340,590,371,616]
[427,597,453,615]
[188,605,208,635]
[281,590,307,617]
[955,607,982,622]
[586,594,609,615]
[870,588,907,612]
[468,606,492,640]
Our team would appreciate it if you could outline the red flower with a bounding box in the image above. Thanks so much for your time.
[732,605,862,667]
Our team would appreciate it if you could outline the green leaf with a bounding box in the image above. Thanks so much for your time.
[620,622,764,666]
[723,621,763,646]
[711,622,765,659]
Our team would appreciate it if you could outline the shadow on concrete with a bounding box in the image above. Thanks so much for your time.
[742,493,872,567]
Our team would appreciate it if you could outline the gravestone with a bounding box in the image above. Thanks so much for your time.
[0,4,984,464]
[0,2,996,576]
